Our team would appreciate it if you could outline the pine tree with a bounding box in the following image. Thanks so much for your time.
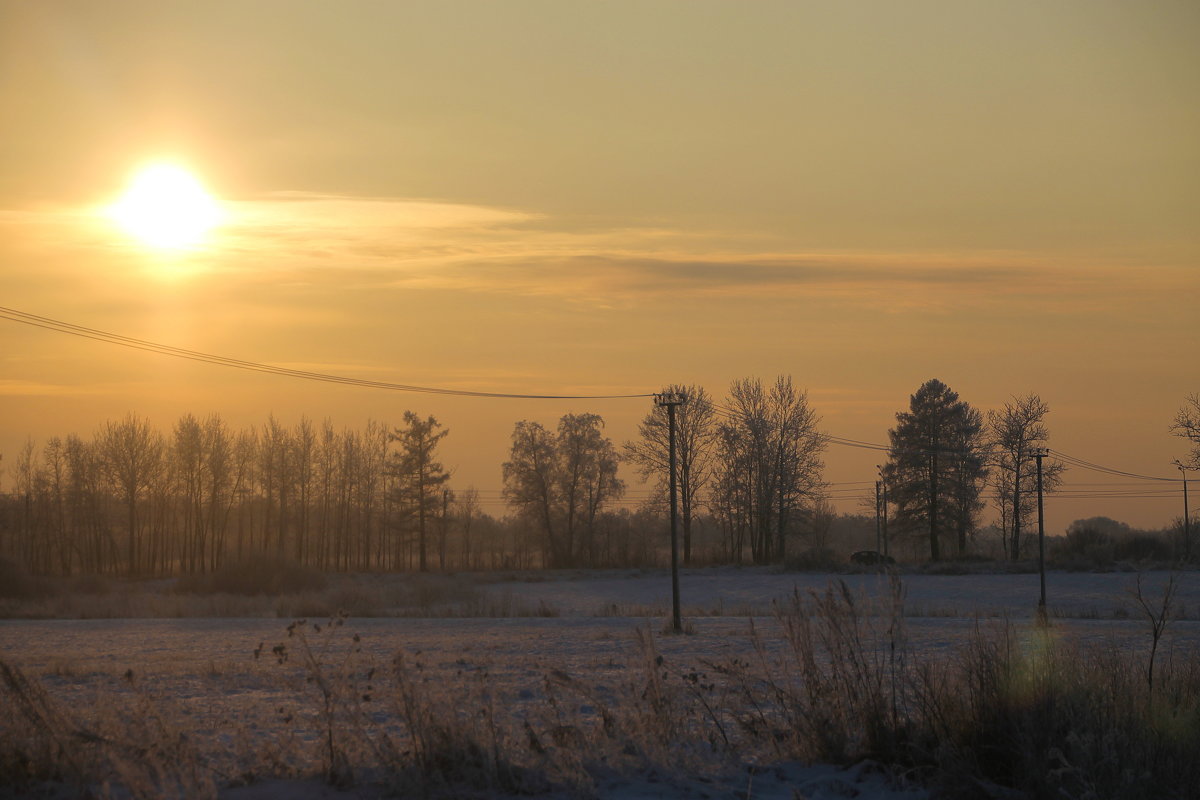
[883,379,987,561]
[390,412,450,572]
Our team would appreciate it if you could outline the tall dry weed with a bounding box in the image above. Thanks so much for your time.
[0,659,216,799]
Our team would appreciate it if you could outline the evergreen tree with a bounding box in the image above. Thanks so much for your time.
[390,412,450,572]
[883,379,987,561]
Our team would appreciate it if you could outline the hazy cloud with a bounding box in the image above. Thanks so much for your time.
[0,192,1183,311]
[0,379,99,397]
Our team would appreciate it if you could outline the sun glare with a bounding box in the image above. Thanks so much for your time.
[109,163,221,249]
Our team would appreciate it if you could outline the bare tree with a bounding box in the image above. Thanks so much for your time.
[39,437,71,574]
[503,420,560,565]
[202,414,235,572]
[503,414,624,568]
[230,427,258,564]
[173,414,206,572]
[65,434,111,574]
[986,394,1065,560]
[98,414,164,575]
[11,439,37,570]
[623,384,717,564]
[293,417,317,566]
[258,415,294,558]
[457,486,480,569]
[557,413,624,566]
[360,420,391,571]
[712,377,826,564]
[1171,393,1200,467]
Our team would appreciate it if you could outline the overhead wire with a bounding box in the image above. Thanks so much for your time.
[1047,448,1177,483]
[5,306,1185,505]
[702,400,1185,490]
[0,305,654,401]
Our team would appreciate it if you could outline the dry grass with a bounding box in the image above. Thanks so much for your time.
[0,661,218,799]
[2,576,1198,799]
[0,567,564,621]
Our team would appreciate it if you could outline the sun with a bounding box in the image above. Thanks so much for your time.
[109,163,222,249]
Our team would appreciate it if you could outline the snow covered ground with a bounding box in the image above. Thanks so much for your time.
[472,565,1196,621]
[0,568,1194,799]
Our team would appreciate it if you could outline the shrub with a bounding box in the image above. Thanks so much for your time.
[0,659,216,799]
[174,555,326,596]
[1113,533,1174,564]
[918,554,996,575]
[784,547,841,571]
[1050,526,1114,567]
[65,572,113,595]
[0,558,43,600]
[708,576,1200,798]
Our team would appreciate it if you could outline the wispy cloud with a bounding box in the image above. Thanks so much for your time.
[2,192,1186,310]
[0,379,100,397]
[423,254,1049,296]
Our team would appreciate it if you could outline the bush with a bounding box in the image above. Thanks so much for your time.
[726,577,1200,798]
[0,558,43,600]
[174,555,326,596]
[64,572,113,595]
[918,554,998,575]
[1113,533,1174,564]
[1050,526,1114,567]
[784,548,841,571]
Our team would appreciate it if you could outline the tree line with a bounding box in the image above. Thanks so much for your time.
[1,380,1194,576]
[624,377,1069,566]
[0,410,668,577]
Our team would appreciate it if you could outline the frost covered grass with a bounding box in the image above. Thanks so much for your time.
[3,563,1196,624]
[2,574,1198,799]
[0,566,562,621]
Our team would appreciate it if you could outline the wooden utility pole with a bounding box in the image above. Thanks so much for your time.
[878,479,888,554]
[877,465,889,558]
[1033,447,1049,614]
[1012,451,1023,561]
[441,488,450,571]
[1174,460,1191,561]
[656,391,686,633]
[929,442,940,562]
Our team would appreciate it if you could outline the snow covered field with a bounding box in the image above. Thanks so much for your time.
[474,566,1198,621]
[1,568,1194,799]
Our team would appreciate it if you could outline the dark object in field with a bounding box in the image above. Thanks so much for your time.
[850,550,895,566]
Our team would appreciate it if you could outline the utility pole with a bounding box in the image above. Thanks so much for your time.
[1174,460,1191,562]
[878,479,888,554]
[656,390,686,633]
[417,468,427,573]
[1012,450,1023,561]
[929,441,940,562]
[441,488,450,572]
[1033,447,1049,616]
[877,465,889,558]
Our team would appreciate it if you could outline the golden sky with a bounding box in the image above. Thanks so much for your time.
[2,1,1197,532]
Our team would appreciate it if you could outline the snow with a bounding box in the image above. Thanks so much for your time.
[476,565,1196,621]
[216,762,932,800]
[1,568,1194,799]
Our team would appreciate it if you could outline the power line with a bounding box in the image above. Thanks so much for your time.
[711,401,1183,485]
[1048,448,1177,483]
[6,305,1185,488]
[0,305,654,401]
